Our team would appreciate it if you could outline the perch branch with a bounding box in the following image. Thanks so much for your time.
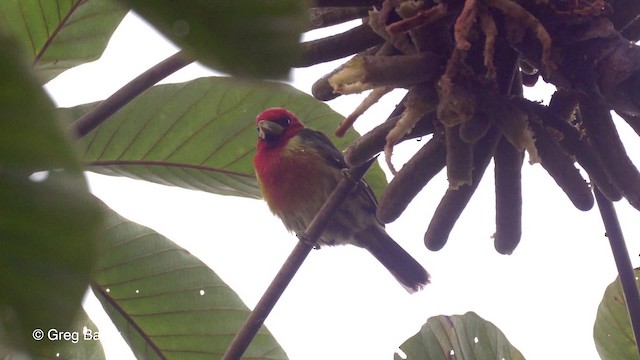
[221,158,377,360]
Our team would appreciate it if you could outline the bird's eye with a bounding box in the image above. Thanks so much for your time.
[275,116,291,127]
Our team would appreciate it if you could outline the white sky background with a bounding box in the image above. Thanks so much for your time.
[44,12,640,360]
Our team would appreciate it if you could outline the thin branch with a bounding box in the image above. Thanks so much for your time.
[70,51,194,138]
[221,158,378,360]
[593,186,640,357]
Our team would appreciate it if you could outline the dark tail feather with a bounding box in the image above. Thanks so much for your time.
[356,226,430,293]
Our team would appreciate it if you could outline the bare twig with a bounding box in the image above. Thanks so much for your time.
[593,186,640,358]
[221,158,378,360]
[70,51,193,138]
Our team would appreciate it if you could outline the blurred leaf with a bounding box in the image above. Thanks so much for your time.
[593,268,640,360]
[0,30,102,355]
[32,308,105,360]
[0,0,128,82]
[61,77,387,198]
[118,0,306,78]
[396,311,525,360]
[91,201,288,359]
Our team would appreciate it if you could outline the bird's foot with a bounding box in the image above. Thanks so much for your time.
[341,168,367,189]
[297,233,321,249]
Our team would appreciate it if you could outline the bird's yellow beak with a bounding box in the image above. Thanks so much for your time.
[257,120,284,140]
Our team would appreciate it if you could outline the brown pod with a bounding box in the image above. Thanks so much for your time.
[493,137,524,254]
[459,113,492,144]
[529,121,594,211]
[548,90,579,122]
[308,7,371,30]
[344,112,436,166]
[377,135,446,223]
[545,113,622,201]
[446,125,473,189]
[296,23,383,67]
[579,101,640,210]
[330,52,444,91]
[424,128,500,251]
[312,42,393,101]
[311,0,382,7]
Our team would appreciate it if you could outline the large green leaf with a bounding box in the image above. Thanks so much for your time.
[0,30,102,354]
[396,312,525,360]
[62,77,387,198]
[117,0,306,78]
[594,268,640,360]
[0,0,128,82]
[91,202,288,359]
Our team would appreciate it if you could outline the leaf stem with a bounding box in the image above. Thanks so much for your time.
[221,158,377,360]
[70,51,193,138]
[593,186,640,357]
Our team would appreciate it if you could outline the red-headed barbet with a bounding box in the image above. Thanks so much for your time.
[253,108,430,292]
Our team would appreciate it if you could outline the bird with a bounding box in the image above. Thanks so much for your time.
[253,107,430,292]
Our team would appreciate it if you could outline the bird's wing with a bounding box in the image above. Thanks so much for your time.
[297,128,381,215]
[298,128,348,169]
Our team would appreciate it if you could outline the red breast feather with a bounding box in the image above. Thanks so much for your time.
[255,134,340,234]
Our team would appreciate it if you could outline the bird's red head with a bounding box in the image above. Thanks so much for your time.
[255,108,304,147]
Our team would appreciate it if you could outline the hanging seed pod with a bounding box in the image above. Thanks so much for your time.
[520,99,623,201]
[311,44,383,101]
[459,113,492,144]
[437,79,477,127]
[344,111,436,166]
[305,0,640,257]
[297,22,383,67]
[329,51,443,94]
[579,100,640,209]
[377,133,446,223]
[493,137,524,254]
[529,121,594,211]
[548,90,579,122]
[445,124,473,189]
[424,129,500,251]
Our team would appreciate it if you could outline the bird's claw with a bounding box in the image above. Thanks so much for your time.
[341,168,366,188]
[297,233,320,249]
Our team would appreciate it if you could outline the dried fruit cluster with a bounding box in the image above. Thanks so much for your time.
[300,0,640,254]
